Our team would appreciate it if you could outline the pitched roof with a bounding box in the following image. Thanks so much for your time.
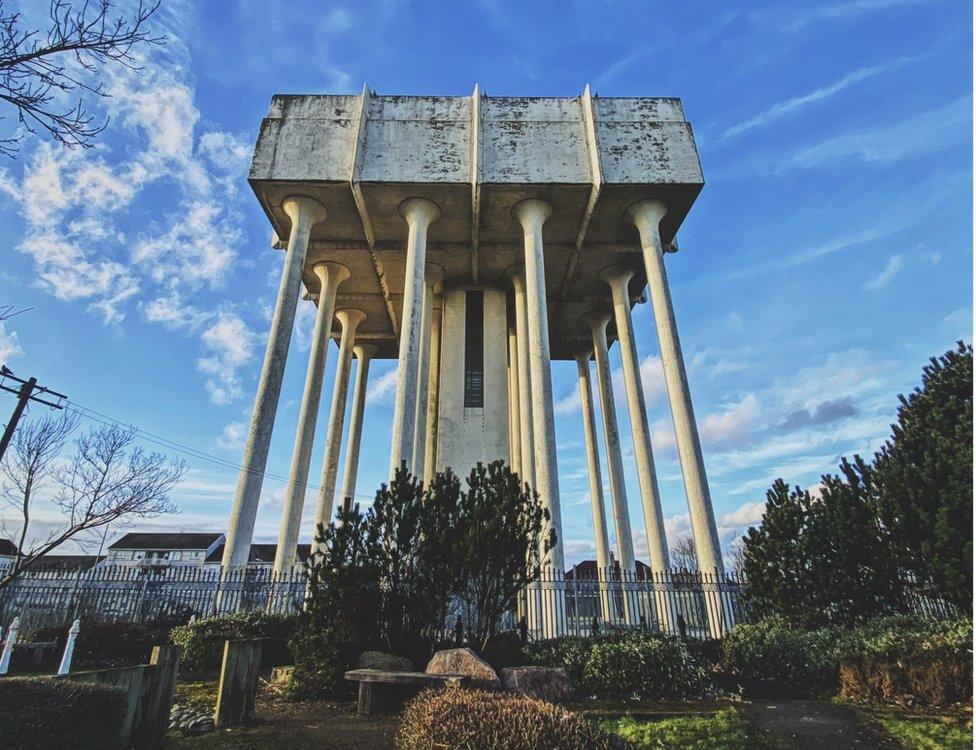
[0,539,18,557]
[109,532,224,550]
[30,555,105,571]
[564,559,652,580]
[205,543,312,564]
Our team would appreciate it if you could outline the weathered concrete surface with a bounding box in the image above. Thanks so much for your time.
[340,344,375,505]
[425,648,500,689]
[248,89,704,360]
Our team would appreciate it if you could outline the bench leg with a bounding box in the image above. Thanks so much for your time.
[358,682,380,716]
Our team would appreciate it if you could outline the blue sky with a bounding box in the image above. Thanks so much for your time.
[0,0,971,566]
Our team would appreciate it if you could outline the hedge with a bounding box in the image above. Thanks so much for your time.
[29,620,173,669]
[0,677,126,750]
[525,630,710,700]
[170,611,299,672]
[395,688,630,750]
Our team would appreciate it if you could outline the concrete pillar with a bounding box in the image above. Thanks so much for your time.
[600,266,670,576]
[223,195,327,570]
[422,292,443,484]
[574,352,613,622]
[313,309,366,544]
[412,265,443,482]
[508,268,535,491]
[340,344,376,508]
[583,311,637,573]
[273,262,349,575]
[389,198,440,477]
[628,201,724,578]
[507,325,522,476]
[512,198,564,574]
[584,310,638,625]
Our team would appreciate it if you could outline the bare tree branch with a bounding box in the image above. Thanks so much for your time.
[0,417,184,588]
[0,0,163,157]
[670,534,699,572]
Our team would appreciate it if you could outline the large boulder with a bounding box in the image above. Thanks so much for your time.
[502,666,572,702]
[425,648,501,688]
[359,651,415,672]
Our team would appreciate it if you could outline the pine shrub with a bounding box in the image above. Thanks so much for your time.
[395,688,631,750]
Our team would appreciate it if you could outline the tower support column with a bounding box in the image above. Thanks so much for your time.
[340,344,376,508]
[422,293,443,484]
[274,261,349,574]
[508,268,535,491]
[223,195,327,570]
[601,266,670,577]
[574,352,613,622]
[389,198,440,476]
[507,325,522,477]
[629,199,724,637]
[314,309,366,544]
[412,265,443,482]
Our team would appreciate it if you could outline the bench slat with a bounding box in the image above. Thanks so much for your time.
[344,669,470,686]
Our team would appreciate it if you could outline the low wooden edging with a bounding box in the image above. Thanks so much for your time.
[56,643,182,748]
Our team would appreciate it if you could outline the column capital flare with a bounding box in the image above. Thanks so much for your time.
[599,264,637,289]
[582,309,613,333]
[398,197,441,226]
[312,261,351,287]
[511,198,553,228]
[353,343,377,360]
[282,195,328,227]
[625,198,668,228]
[334,308,367,331]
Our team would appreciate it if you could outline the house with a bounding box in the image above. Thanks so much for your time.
[0,538,18,570]
[204,543,312,570]
[107,532,225,567]
[29,555,105,572]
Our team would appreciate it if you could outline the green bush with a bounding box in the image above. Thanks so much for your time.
[582,633,709,700]
[722,616,972,700]
[526,631,709,700]
[30,620,172,669]
[170,611,298,672]
[395,688,631,750]
[722,618,839,695]
[285,618,361,700]
[601,709,758,750]
[0,677,126,750]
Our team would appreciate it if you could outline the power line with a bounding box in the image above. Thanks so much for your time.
[18,397,377,503]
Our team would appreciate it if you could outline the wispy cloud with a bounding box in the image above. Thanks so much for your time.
[756,0,934,33]
[365,366,398,402]
[721,57,918,140]
[864,255,905,290]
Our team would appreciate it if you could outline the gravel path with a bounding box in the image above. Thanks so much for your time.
[746,699,896,750]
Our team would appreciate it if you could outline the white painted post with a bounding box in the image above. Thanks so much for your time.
[57,618,80,675]
[0,616,20,674]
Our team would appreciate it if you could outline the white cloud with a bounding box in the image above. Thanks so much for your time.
[216,421,248,450]
[197,313,258,405]
[788,97,970,169]
[365,366,398,402]
[722,59,916,141]
[322,8,354,33]
[864,254,904,290]
[0,321,23,361]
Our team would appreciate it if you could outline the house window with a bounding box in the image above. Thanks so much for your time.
[464,291,484,407]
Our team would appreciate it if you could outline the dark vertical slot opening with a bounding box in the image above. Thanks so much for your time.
[464,290,484,407]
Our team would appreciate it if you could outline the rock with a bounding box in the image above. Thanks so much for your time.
[359,650,415,672]
[425,648,500,689]
[186,716,215,735]
[501,666,572,702]
[270,665,295,685]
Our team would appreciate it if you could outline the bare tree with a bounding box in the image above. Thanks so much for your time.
[670,534,698,571]
[0,413,185,588]
[727,536,747,579]
[0,0,163,157]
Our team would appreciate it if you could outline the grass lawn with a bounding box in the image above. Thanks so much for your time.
[869,712,973,750]
[598,707,767,750]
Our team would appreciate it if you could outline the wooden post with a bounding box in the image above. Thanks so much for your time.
[142,644,182,739]
[214,639,263,727]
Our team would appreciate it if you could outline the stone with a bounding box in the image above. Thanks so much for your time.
[425,648,500,689]
[501,666,572,702]
[359,651,415,672]
[269,665,295,685]
[187,716,215,735]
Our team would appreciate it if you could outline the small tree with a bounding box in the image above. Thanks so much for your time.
[0,413,185,588]
[874,342,972,612]
[0,0,163,156]
[449,461,552,651]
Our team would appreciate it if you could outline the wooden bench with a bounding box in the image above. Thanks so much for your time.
[344,669,470,715]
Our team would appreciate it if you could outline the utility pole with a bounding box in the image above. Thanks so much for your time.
[0,366,66,461]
